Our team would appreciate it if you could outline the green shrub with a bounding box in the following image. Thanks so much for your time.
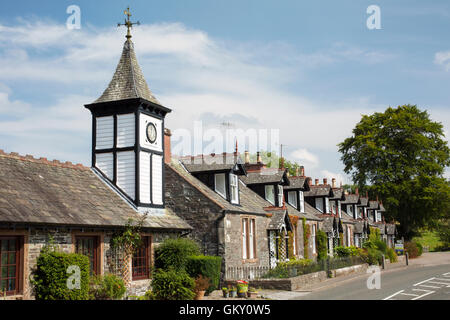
[185,255,222,294]
[387,247,398,263]
[31,248,90,300]
[416,242,423,256]
[89,273,126,300]
[151,269,195,300]
[405,241,421,258]
[334,246,352,257]
[154,238,200,271]
[316,230,328,261]
[365,248,383,265]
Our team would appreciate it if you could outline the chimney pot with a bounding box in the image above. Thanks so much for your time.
[332,178,336,188]
[315,179,319,186]
[257,152,262,164]
[323,178,328,185]
[300,166,305,176]
[164,128,172,164]
[295,167,299,176]
[244,151,250,164]
[355,187,359,195]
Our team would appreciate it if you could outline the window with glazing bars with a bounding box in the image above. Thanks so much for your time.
[132,237,150,280]
[0,237,20,295]
[75,236,99,275]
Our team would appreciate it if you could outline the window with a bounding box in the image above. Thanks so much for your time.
[132,237,150,280]
[354,234,360,248]
[292,225,298,256]
[0,237,21,295]
[325,197,330,213]
[347,227,351,246]
[214,173,226,199]
[311,225,316,254]
[347,205,353,217]
[358,207,363,219]
[338,201,342,218]
[376,211,381,222]
[277,185,283,207]
[287,191,297,208]
[299,191,305,213]
[265,185,275,205]
[242,218,257,260]
[315,198,324,213]
[229,173,239,204]
[331,202,336,215]
[75,236,99,275]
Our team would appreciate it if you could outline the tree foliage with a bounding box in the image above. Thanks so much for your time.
[338,105,450,239]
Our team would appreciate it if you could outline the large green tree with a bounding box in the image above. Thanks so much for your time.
[338,105,450,239]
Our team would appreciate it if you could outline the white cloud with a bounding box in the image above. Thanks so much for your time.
[434,51,450,71]
[290,148,319,169]
[319,169,350,186]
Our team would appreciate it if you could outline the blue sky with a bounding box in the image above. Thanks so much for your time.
[0,0,449,183]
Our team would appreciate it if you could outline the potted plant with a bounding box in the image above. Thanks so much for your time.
[222,287,229,298]
[236,280,248,298]
[229,286,237,298]
[247,287,258,298]
[194,275,210,300]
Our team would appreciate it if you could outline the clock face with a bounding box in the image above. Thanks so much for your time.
[146,122,157,144]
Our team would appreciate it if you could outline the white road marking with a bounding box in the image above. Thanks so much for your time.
[411,289,435,300]
[414,277,436,286]
[383,290,405,300]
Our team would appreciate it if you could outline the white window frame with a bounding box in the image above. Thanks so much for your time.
[214,173,227,199]
[311,225,316,254]
[331,201,336,215]
[315,198,324,213]
[229,173,239,204]
[265,185,275,205]
[287,191,297,208]
[277,185,283,207]
[338,200,342,218]
[249,219,255,259]
[347,226,351,246]
[325,197,330,213]
[299,191,305,213]
[242,218,248,259]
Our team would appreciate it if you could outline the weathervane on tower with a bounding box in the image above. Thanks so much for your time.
[117,7,140,40]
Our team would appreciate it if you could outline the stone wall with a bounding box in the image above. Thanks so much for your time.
[165,166,224,256]
[1,227,178,299]
[248,271,328,291]
[223,213,271,269]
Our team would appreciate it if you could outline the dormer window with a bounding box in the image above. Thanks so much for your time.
[214,173,226,199]
[277,185,283,207]
[265,185,275,205]
[331,202,336,215]
[299,191,305,213]
[229,173,239,204]
[325,197,330,213]
[347,205,354,217]
[315,198,324,213]
[287,191,297,208]
[338,200,342,218]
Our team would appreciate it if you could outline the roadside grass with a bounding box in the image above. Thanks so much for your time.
[413,230,444,252]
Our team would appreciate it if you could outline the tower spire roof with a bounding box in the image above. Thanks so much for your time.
[94,8,160,105]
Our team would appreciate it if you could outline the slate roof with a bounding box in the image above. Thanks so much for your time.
[179,154,244,174]
[330,188,345,200]
[286,202,323,222]
[321,216,334,233]
[340,211,356,224]
[386,224,396,235]
[354,220,365,233]
[167,160,270,215]
[267,210,293,231]
[358,197,369,207]
[240,169,287,185]
[94,40,161,105]
[304,185,333,197]
[379,203,386,212]
[0,151,191,230]
[369,200,380,210]
[341,194,360,204]
[283,176,309,190]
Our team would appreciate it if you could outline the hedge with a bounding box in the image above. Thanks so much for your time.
[32,250,90,300]
[151,269,195,300]
[154,238,200,271]
[316,230,328,261]
[186,255,222,294]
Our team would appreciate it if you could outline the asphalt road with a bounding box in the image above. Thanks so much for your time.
[295,263,450,300]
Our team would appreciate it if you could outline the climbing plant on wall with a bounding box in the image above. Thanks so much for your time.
[302,218,310,259]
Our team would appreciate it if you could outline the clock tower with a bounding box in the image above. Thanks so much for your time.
[85,9,170,211]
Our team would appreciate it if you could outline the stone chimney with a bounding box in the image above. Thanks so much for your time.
[257,152,262,164]
[244,151,250,164]
[332,178,336,188]
[295,167,299,176]
[308,178,312,186]
[323,178,327,185]
[164,128,172,164]
[315,179,319,186]
[300,166,305,176]
[355,187,359,195]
